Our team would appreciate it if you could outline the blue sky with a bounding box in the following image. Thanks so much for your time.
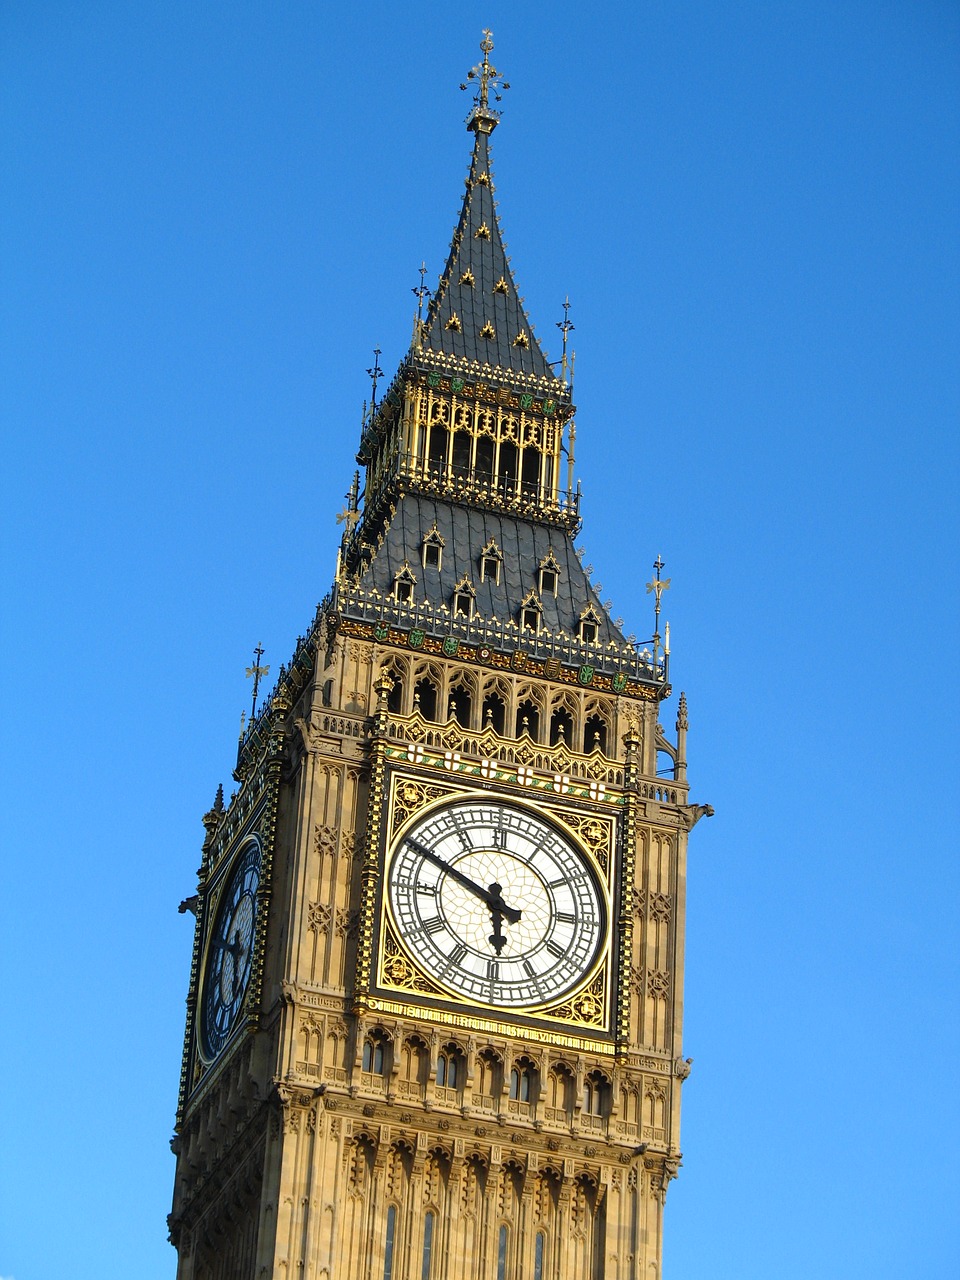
[1,3,958,1277]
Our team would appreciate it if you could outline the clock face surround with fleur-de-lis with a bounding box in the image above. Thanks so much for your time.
[386,798,606,1010]
[200,839,261,1061]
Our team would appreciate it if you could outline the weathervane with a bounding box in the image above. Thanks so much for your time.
[460,30,510,115]
[646,556,671,670]
[246,643,270,722]
[557,296,575,382]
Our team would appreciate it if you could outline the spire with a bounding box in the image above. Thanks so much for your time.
[417,32,558,384]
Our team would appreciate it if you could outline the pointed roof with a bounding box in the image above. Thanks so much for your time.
[416,40,557,385]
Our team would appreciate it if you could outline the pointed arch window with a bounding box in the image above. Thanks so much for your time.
[362,1029,389,1075]
[421,1211,435,1280]
[383,1205,397,1280]
[496,1225,509,1280]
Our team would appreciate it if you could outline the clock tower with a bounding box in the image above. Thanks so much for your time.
[169,32,711,1280]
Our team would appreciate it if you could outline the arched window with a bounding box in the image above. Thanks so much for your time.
[448,684,472,728]
[549,707,573,746]
[509,1062,534,1102]
[413,676,438,722]
[481,691,506,736]
[362,1030,388,1075]
[437,1046,462,1090]
[515,698,540,740]
[584,712,608,754]
[420,1211,435,1280]
[383,1205,397,1280]
[583,1070,609,1116]
[384,669,404,715]
[534,1232,545,1280]
[496,1225,509,1280]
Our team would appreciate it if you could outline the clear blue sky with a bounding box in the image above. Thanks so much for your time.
[2,3,958,1277]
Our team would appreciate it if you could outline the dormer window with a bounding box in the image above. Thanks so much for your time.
[520,591,543,634]
[394,565,417,604]
[579,605,602,644]
[453,575,476,619]
[479,539,503,585]
[538,551,561,597]
[422,527,445,571]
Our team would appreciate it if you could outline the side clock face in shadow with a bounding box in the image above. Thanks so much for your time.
[388,799,606,1010]
[200,840,261,1061]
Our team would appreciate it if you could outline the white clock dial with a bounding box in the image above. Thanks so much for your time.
[387,799,605,1009]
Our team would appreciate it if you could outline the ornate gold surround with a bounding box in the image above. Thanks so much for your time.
[371,766,621,1042]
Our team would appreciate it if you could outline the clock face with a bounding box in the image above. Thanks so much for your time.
[200,840,261,1060]
[387,799,605,1010]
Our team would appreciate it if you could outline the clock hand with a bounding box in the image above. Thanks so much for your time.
[406,839,522,925]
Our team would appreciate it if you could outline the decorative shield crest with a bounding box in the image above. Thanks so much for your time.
[510,649,527,671]
[478,646,493,662]
[545,658,561,679]
[442,636,460,657]
[520,393,533,410]
[543,398,556,416]
[612,672,627,693]
[373,621,389,642]
[427,372,441,388]
[578,664,595,686]
[408,628,426,649]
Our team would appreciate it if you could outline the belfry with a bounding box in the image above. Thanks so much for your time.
[169,32,711,1279]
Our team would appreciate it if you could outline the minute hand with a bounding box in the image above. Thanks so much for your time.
[407,839,522,924]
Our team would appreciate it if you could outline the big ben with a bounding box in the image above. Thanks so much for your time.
[169,32,712,1280]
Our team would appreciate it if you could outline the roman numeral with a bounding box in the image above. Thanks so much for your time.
[546,941,566,958]
[423,916,445,934]
[556,911,576,924]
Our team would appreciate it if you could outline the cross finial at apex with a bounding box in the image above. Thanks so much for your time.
[461,30,510,130]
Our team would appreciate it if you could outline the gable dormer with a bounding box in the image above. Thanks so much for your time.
[538,549,561,596]
[479,538,503,584]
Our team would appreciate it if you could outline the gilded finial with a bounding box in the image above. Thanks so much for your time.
[366,347,383,416]
[461,30,510,132]
[646,557,671,673]
[557,296,575,383]
[412,262,431,324]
